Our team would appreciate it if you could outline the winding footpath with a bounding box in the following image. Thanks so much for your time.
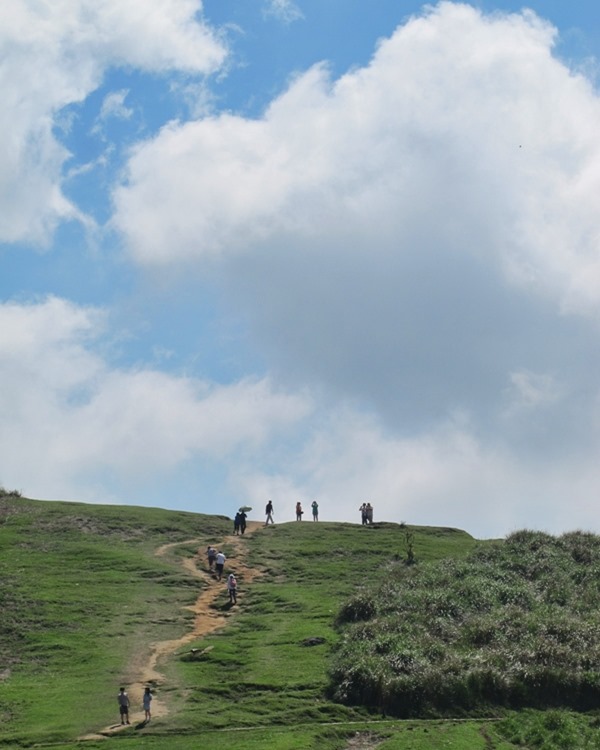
[80,521,263,740]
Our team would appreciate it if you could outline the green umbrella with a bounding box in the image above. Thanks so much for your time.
[239,505,252,512]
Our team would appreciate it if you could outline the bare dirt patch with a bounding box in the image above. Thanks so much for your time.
[344,731,384,749]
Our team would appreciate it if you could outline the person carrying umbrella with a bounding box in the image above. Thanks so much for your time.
[238,505,251,535]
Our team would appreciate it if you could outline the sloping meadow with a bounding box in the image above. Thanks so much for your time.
[331,530,600,716]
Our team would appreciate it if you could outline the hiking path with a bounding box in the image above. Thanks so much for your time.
[80,520,263,740]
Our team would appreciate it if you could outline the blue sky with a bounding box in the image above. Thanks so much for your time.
[2,0,600,537]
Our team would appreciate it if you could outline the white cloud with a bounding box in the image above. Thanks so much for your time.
[111,2,600,430]
[0,0,227,245]
[113,2,600,316]
[233,407,600,538]
[0,297,310,501]
[108,2,600,536]
[263,0,304,25]
[1,296,599,538]
[98,90,134,123]
[505,370,562,412]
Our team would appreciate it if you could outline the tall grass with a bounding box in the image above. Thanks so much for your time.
[330,530,600,716]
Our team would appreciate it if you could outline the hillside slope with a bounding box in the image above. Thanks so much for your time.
[3,494,600,749]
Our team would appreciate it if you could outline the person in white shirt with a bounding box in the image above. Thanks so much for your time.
[117,687,130,725]
[215,550,226,580]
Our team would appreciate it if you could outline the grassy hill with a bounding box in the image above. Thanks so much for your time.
[2,492,600,749]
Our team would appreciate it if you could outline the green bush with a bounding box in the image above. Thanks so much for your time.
[330,530,600,716]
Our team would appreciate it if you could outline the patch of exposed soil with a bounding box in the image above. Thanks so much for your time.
[80,522,263,740]
[344,731,384,749]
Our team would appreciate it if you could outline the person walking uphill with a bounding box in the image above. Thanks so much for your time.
[296,501,303,521]
[206,545,217,571]
[265,500,274,526]
[215,550,226,580]
[117,687,130,725]
[227,572,238,604]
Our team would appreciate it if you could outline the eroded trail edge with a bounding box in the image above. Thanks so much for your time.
[81,522,263,739]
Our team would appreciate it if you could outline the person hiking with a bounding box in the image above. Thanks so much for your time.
[311,500,319,521]
[206,545,217,571]
[295,501,303,521]
[366,503,374,524]
[239,510,247,535]
[143,687,153,722]
[265,501,274,526]
[215,550,226,580]
[359,503,368,525]
[117,687,130,725]
[233,512,241,535]
[227,572,238,604]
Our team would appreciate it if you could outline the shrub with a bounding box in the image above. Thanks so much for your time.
[330,530,600,716]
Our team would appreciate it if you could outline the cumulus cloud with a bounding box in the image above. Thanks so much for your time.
[112,2,600,424]
[0,297,311,502]
[109,2,600,535]
[113,2,600,316]
[0,0,227,245]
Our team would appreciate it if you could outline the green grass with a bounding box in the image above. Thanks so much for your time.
[3,496,600,749]
[331,529,600,717]
[0,494,230,745]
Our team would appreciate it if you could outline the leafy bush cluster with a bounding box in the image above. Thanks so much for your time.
[330,530,600,716]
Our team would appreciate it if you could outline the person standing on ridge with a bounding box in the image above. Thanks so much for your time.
[366,503,374,524]
[359,503,368,525]
[117,687,130,725]
[311,500,319,521]
[265,500,274,525]
[296,501,303,521]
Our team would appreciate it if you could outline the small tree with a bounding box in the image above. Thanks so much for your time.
[404,529,416,565]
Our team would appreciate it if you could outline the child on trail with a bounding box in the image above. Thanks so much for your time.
[295,501,303,521]
[206,546,217,571]
[265,501,274,526]
[227,573,238,604]
[311,500,319,521]
[118,687,130,725]
[215,550,226,580]
[143,687,152,722]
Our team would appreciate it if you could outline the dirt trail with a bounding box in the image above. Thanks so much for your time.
[81,521,263,740]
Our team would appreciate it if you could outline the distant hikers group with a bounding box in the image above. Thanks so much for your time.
[264,499,320,525]
[359,502,374,525]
